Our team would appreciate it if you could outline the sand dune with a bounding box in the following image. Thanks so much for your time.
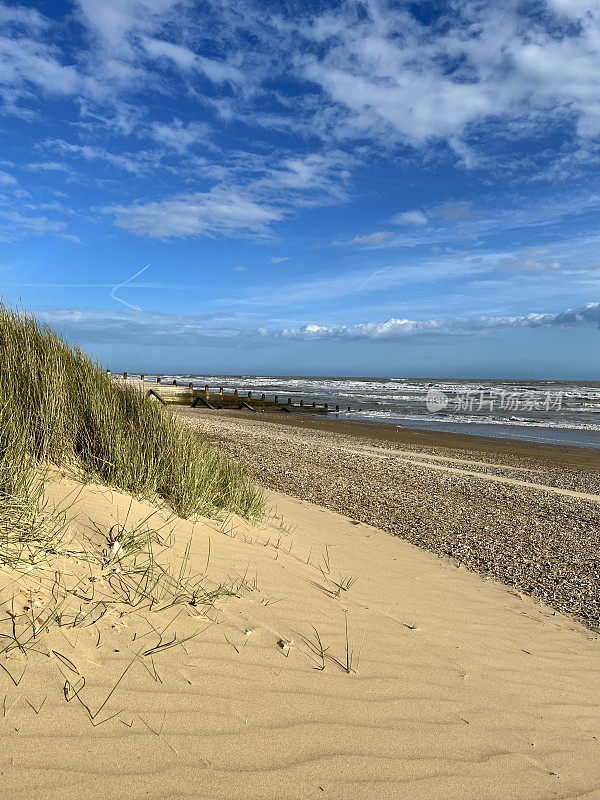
[1,473,599,799]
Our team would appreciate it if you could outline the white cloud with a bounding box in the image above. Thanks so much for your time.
[270,257,289,263]
[334,230,396,247]
[547,0,600,15]
[293,0,600,155]
[256,151,354,204]
[141,36,246,86]
[34,300,600,346]
[36,307,245,346]
[0,0,247,124]
[0,4,47,30]
[0,34,85,98]
[25,161,69,172]
[106,187,285,239]
[2,0,600,167]
[43,139,158,175]
[494,248,563,273]
[391,210,427,226]
[0,209,68,242]
[149,118,212,152]
[274,302,600,341]
[76,0,179,52]
[433,201,480,222]
[102,148,354,240]
[0,170,16,186]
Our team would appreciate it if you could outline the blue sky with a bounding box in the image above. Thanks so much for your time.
[1,0,600,378]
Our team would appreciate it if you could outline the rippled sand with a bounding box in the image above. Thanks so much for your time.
[1,469,599,799]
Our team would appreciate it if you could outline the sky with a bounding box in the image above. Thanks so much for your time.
[1,0,600,378]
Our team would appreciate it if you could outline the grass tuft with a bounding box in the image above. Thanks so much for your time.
[0,304,264,521]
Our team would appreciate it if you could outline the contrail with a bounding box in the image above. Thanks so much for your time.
[109,262,152,310]
[356,265,390,291]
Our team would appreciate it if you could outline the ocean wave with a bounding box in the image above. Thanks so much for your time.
[129,373,600,431]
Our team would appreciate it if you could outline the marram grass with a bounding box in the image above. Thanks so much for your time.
[0,304,264,520]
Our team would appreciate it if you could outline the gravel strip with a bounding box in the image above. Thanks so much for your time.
[176,408,600,629]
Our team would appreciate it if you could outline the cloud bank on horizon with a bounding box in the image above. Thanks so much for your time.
[1,0,600,375]
[37,301,600,345]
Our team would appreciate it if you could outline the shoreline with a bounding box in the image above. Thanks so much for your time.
[219,409,600,471]
[343,413,600,450]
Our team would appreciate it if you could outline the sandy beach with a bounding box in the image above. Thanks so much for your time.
[1,405,599,799]
[1,465,600,799]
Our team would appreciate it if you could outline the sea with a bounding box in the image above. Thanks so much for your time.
[132,374,600,450]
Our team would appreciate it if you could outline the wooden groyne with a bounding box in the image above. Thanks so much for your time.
[109,372,359,414]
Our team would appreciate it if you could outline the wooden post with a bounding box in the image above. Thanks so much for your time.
[157,377,161,384]
[274,395,278,404]
[123,372,127,380]
[192,395,215,410]
[147,389,166,405]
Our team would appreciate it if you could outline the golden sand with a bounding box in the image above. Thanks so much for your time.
[0,469,599,799]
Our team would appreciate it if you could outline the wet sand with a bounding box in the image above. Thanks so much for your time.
[239,410,600,473]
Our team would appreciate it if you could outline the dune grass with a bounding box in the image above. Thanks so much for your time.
[0,304,264,521]
[0,305,263,710]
